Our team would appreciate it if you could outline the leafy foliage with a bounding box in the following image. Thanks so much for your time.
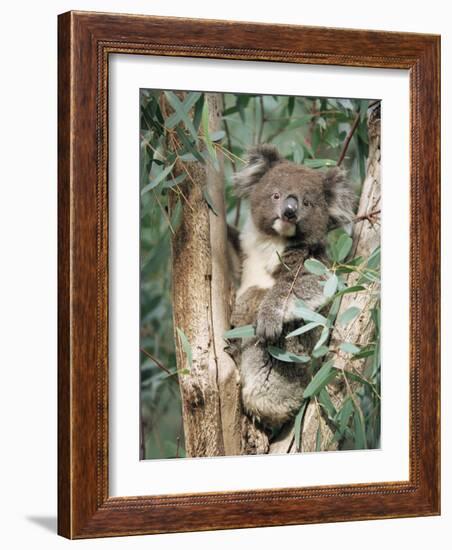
[140,89,378,458]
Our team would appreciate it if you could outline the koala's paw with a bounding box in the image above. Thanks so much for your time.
[256,308,283,342]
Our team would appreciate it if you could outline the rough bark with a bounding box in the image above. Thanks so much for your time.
[269,105,381,454]
[171,93,242,457]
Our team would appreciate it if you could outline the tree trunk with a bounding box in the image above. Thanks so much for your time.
[269,105,381,454]
[171,93,242,457]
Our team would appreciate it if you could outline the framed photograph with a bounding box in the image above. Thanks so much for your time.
[58,11,440,538]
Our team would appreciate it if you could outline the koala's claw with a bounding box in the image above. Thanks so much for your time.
[256,312,283,342]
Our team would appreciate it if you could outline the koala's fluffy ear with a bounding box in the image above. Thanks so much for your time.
[234,144,281,197]
[323,167,356,225]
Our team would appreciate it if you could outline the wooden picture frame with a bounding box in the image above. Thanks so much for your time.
[58,10,440,539]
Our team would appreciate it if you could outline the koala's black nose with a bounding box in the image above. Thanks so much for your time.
[282,196,298,221]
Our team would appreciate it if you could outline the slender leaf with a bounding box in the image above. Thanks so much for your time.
[352,400,367,449]
[176,327,193,368]
[303,360,337,398]
[223,325,256,339]
[202,101,218,166]
[285,321,323,339]
[164,91,200,140]
[163,173,187,189]
[318,388,337,419]
[340,342,361,354]
[336,234,353,262]
[175,126,205,164]
[323,274,338,297]
[203,188,219,216]
[210,130,226,142]
[339,306,361,326]
[312,345,329,358]
[314,326,330,351]
[304,158,337,168]
[337,398,354,432]
[267,346,310,363]
[294,399,309,452]
[294,301,327,324]
[141,162,175,195]
[334,285,366,298]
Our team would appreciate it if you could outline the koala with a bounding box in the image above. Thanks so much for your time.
[230,144,355,428]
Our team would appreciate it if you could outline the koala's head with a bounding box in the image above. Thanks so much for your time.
[234,144,356,244]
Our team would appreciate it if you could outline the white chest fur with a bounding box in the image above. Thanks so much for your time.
[237,217,285,298]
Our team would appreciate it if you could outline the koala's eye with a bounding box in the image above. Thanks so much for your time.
[272,192,281,201]
[303,198,312,207]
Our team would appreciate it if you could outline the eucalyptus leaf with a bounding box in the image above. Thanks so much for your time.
[304,258,328,275]
[293,302,327,324]
[141,162,175,195]
[340,342,361,354]
[203,188,219,216]
[312,345,329,358]
[323,274,338,297]
[294,399,309,452]
[318,388,337,419]
[339,306,361,326]
[285,321,323,339]
[336,234,353,262]
[314,326,330,351]
[175,126,205,164]
[176,327,193,368]
[223,325,256,339]
[334,285,366,298]
[304,158,337,168]
[303,360,337,398]
[267,346,310,364]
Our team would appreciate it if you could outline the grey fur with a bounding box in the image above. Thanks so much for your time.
[231,145,355,428]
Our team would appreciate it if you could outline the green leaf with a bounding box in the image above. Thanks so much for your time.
[164,91,200,141]
[314,326,330,351]
[203,188,219,216]
[294,399,309,452]
[318,388,337,419]
[338,306,361,326]
[304,158,337,169]
[202,101,218,167]
[176,327,193,368]
[304,258,328,275]
[303,360,337,398]
[223,325,256,339]
[327,296,342,323]
[285,115,313,132]
[323,274,338,297]
[366,245,381,271]
[334,285,366,298]
[141,162,175,195]
[267,346,310,364]
[175,126,205,164]
[340,342,361,354]
[342,369,377,394]
[351,348,375,360]
[193,94,205,132]
[312,345,329,358]
[352,400,367,449]
[210,130,226,142]
[336,234,353,262]
[163,173,187,189]
[285,321,323,339]
[360,99,370,122]
[337,398,354,432]
[287,96,295,117]
[293,301,327,324]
